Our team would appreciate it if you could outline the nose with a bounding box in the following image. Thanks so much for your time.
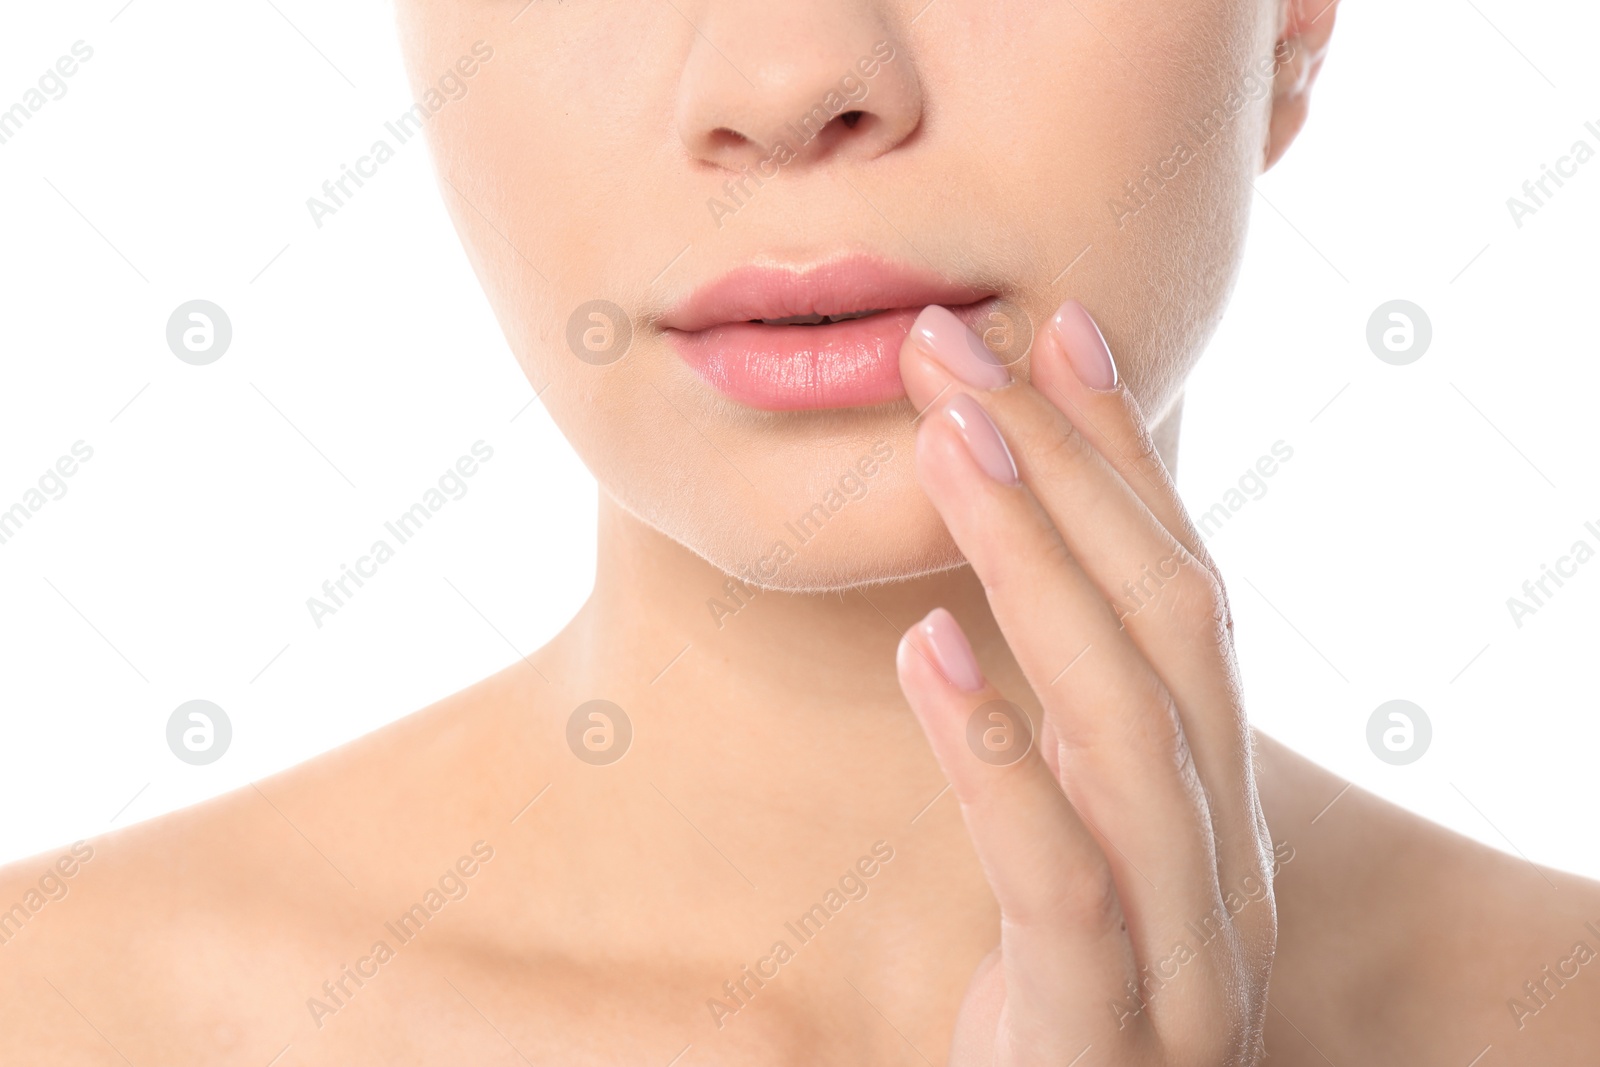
[675,4,922,170]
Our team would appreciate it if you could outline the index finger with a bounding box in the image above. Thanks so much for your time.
[1034,300,1225,588]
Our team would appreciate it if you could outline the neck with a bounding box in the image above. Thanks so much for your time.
[578,496,1008,712]
[567,393,1183,717]
[517,399,1185,963]
[569,391,1184,710]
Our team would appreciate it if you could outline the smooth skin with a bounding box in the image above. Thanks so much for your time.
[4,312,1600,1064]
[6,0,1600,1063]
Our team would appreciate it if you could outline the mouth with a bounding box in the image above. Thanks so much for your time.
[660,256,996,411]
[755,309,888,326]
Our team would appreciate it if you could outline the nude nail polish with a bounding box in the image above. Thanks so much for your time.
[918,607,986,692]
[1050,299,1118,391]
[943,393,1019,485]
[911,305,1011,390]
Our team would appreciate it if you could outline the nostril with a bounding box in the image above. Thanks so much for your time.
[694,109,883,167]
[707,127,750,152]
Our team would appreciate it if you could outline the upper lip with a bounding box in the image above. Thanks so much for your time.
[659,255,993,333]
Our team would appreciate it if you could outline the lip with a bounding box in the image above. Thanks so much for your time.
[661,256,994,411]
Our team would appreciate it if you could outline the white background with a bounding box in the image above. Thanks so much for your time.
[1,0,1596,879]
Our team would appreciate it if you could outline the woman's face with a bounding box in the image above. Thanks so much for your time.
[396,0,1284,590]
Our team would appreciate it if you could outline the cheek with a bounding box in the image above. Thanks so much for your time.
[408,7,691,383]
[927,0,1270,412]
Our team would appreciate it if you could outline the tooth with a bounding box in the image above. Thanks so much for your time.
[756,309,887,326]
[759,314,827,325]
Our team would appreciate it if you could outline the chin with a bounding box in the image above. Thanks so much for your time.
[734,525,970,595]
[621,463,970,594]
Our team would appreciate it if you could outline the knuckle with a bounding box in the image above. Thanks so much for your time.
[1128,431,1170,486]
[980,522,1074,603]
[1024,409,1098,475]
[1168,564,1230,636]
[1065,863,1125,932]
[1059,673,1184,769]
[1210,569,1237,635]
[1009,858,1123,934]
[1141,690,1192,771]
[1118,549,1234,644]
[1188,536,1226,585]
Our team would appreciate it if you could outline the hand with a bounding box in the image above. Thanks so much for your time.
[894,301,1276,1066]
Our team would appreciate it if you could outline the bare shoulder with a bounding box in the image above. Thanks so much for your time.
[0,657,559,1064]
[1254,732,1600,1065]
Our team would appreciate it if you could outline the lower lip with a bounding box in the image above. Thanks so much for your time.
[667,302,990,411]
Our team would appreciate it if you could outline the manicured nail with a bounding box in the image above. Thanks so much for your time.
[1050,299,1118,391]
[917,607,986,692]
[911,305,1011,389]
[943,393,1018,485]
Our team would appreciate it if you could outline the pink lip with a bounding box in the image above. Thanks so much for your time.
[661,257,994,411]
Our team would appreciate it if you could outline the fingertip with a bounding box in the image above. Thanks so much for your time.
[911,393,988,494]
[895,622,926,685]
[896,620,948,733]
[1048,299,1119,393]
[908,304,1011,391]
[918,607,987,693]
[900,608,987,697]
[897,612,988,765]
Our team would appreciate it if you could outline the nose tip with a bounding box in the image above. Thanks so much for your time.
[676,25,921,170]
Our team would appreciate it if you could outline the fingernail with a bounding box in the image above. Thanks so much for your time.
[917,607,986,692]
[911,305,1011,389]
[1050,299,1118,391]
[943,393,1018,485]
